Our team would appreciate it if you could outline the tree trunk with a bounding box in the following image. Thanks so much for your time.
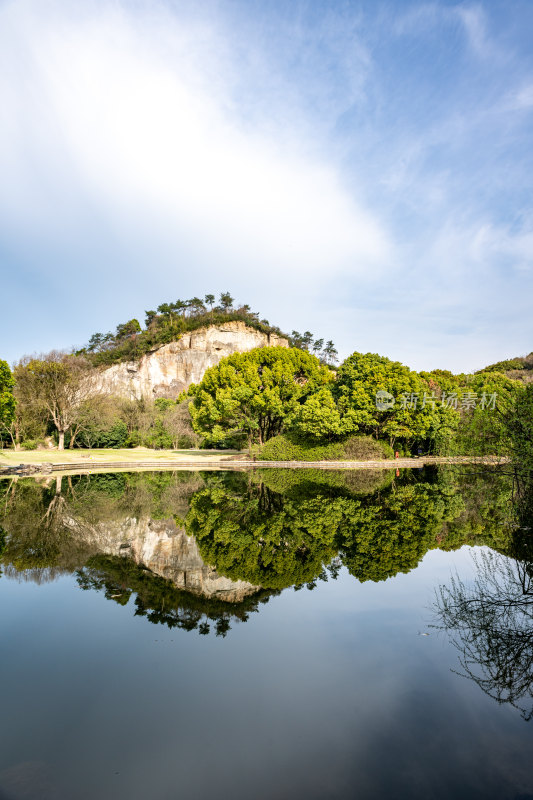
[58,430,65,450]
[14,421,20,450]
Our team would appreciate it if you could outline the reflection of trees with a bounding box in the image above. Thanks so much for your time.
[436,468,515,553]
[338,480,466,582]
[0,472,273,637]
[0,476,92,576]
[187,470,479,587]
[77,555,276,637]
[435,549,533,720]
[434,478,533,720]
[0,524,6,578]
[186,477,342,590]
[0,465,523,631]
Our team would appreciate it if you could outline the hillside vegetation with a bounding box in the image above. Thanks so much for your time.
[0,294,530,461]
[77,292,337,368]
[477,352,533,382]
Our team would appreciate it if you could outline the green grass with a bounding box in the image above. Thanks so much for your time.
[0,447,242,466]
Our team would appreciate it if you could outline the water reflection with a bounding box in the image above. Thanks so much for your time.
[434,474,533,719]
[0,466,517,640]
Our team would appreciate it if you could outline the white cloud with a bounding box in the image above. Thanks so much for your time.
[0,0,390,289]
[505,83,533,111]
[0,0,531,372]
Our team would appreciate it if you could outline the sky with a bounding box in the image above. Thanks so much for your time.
[0,0,532,372]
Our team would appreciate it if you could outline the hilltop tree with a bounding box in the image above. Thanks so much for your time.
[144,310,157,327]
[301,331,314,351]
[205,294,215,310]
[323,340,338,366]
[115,319,141,340]
[219,292,234,311]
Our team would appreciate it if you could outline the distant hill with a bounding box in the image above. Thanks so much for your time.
[477,352,533,382]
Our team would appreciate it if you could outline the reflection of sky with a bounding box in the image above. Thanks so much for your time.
[0,546,532,799]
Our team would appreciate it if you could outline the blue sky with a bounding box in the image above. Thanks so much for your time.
[1,0,532,371]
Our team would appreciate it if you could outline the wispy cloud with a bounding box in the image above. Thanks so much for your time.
[0,1,390,288]
[0,0,531,371]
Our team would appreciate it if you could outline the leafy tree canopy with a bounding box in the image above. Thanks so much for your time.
[188,346,334,447]
[333,351,442,445]
[0,359,15,431]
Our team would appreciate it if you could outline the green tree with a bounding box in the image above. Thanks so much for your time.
[14,353,93,450]
[115,318,141,340]
[334,351,442,448]
[219,292,234,311]
[188,347,334,448]
[290,387,350,441]
[504,382,533,470]
[0,360,16,436]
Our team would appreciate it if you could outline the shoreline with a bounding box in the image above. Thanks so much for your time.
[0,454,509,478]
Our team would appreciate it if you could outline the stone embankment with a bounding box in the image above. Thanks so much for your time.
[0,455,508,477]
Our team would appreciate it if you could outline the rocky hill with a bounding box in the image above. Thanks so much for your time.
[88,320,289,400]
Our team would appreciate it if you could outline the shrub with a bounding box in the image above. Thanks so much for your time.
[144,419,173,450]
[259,434,345,462]
[342,435,394,460]
[20,438,48,450]
[259,433,394,462]
[77,420,129,449]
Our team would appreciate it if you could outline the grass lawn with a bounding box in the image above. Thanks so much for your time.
[0,447,242,466]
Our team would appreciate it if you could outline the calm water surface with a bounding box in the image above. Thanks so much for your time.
[0,466,532,800]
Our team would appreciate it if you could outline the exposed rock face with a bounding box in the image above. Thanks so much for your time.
[90,321,289,399]
[68,515,260,603]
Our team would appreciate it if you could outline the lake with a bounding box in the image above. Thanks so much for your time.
[0,466,532,800]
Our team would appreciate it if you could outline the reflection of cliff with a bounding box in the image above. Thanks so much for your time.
[67,515,260,603]
[0,473,268,636]
[0,467,519,618]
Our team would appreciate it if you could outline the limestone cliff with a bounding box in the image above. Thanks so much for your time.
[89,321,289,399]
[66,514,260,603]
